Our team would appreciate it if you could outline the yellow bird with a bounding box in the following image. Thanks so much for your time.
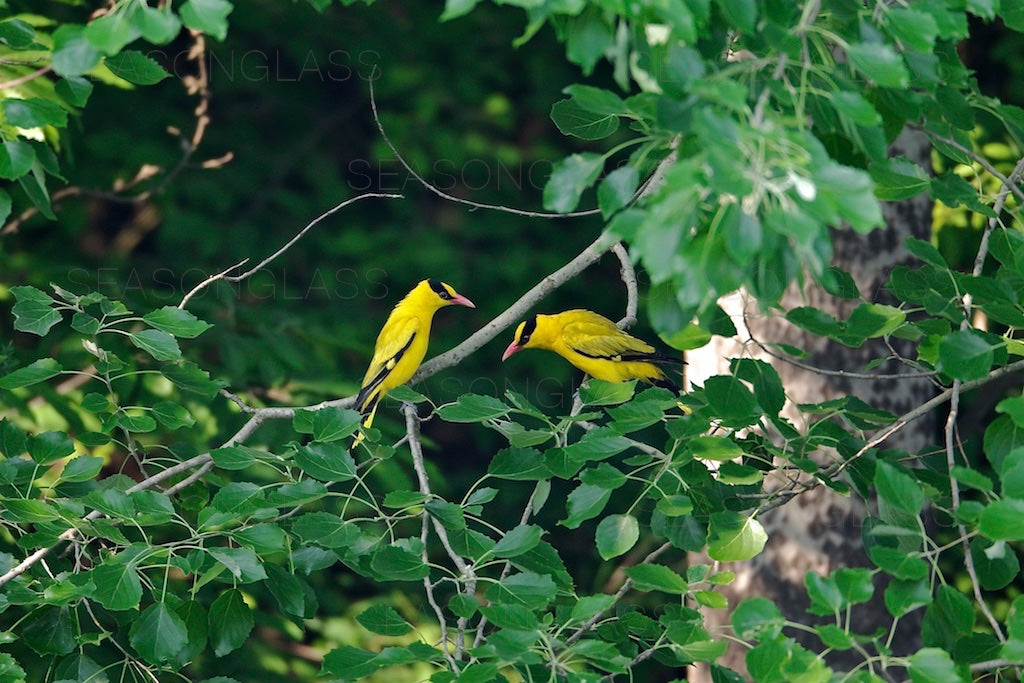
[354,279,475,441]
[501,310,683,392]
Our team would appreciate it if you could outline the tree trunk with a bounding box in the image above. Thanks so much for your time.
[685,130,936,679]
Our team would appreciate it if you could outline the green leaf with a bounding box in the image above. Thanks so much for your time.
[129,603,188,664]
[23,607,75,655]
[357,604,412,636]
[707,512,767,561]
[937,330,994,380]
[84,10,139,54]
[210,445,270,470]
[437,394,510,422]
[731,597,783,641]
[449,593,479,619]
[884,579,932,617]
[908,648,961,683]
[579,378,636,405]
[55,76,93,107]
[485,571,556,610]
[716,0,756,33]
[488,447,549,481]
[805,572,843,615]
[870,546,929,580]
[596,513,639,560]
[130,329,181,361]
[689,435,744,461]
[208,589,253,656]
[550,99,620,140]
[309,407,362,442]
[371,546,429,581]
[208,546,267,582]
[624,563,688,594]
[572,593,615,622]
[61,455,103,482]
[846,42,909,88]
[702,376,762,428]
[886,8,939,52]
[971,538,1020,590]
[598,166,639,218]
[153,401,195,429]
[870,157,931,200]
[320,646,380,679]
[143,306,212,337]
[294,441,357,482]
[491,524,543,558]
[180,0,233,41]
[118,412,157,433]
[264,564,307,617]
[543,153,603,213]
[980,499,1024,541]
[0,141,33,186]
[292,513,361,548]
[997,396,1024,429]
[163,361,222,399]
[0,189,10,226]
[91,559,143,611]
[51,25,102,76]
[0,358,62,390]
[2,98,68,129]
[440,0,481,21]
[561,483,612,529]
[105,50,170,85]
[28,430,74,464]
[134,5,182,43]
[874,461,924,515]
[11,286,61,335]
[0,18,35,48]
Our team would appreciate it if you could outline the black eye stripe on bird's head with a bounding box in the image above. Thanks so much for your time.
[428,278,453,300]
[519,315,537,344]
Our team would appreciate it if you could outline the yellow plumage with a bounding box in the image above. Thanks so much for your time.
[502,310,682,391]
[354,279,474,443]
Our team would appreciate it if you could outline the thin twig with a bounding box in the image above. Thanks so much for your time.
[368,77,601,219]
[612,243,638,328]
[944,155,1024,644]
[404,404,475,661]
[0,414,264,587]
[0,65,53,89]
[222,193,404,284]
[564,542,672,645]
[0,97,683,588]
[923,130,1024,207]
[178,258,249,309]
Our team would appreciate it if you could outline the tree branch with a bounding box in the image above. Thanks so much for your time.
[612,243,638,328]
[404,404,476,661]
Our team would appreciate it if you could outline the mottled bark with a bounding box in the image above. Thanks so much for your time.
[686,130,936,679]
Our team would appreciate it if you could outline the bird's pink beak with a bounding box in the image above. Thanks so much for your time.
[501,341,521,362]
[452,294,475,308]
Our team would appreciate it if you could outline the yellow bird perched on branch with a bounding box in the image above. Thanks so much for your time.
[353,279,474,445]
[501,310,683,392]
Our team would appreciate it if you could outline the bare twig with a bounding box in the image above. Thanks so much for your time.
[178,258,249,309]
[0,65,53,89]
[0,414,264,587]
[923,130,1024,207]
[612,243,638,328]
[222,193,404,284]
[2,31,223,236]
[944,154,1024,644]
[564,542,672,645]
[368,77,601,219]
[404,404,476,661]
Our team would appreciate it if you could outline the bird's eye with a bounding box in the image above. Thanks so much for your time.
[440,291,452,300]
